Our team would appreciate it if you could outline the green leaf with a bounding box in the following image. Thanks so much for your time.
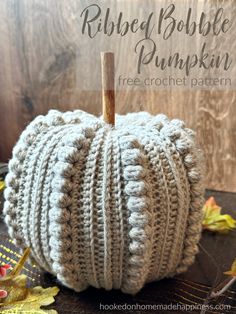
[202,197,236,233]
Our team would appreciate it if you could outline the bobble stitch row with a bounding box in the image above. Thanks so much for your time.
[48,126,93,290]
[27,125,74,270]
[4,119,48,247]
[143,143,165,281]
[165,122,204,273]
[5,112,64,253]
[156,125,189,277]
[116,112,152,127]
[119,135,153,294]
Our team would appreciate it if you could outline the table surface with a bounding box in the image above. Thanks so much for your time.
[0,189,236,314]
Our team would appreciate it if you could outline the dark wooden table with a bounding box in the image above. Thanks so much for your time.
[0,190,236,314]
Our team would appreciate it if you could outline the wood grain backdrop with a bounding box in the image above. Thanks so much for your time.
[0,0,235,192]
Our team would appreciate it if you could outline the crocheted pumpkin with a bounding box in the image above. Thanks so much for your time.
[4,110,204,294]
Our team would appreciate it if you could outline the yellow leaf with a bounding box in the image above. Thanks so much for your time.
[202,197,236,233]
[0,180,5,191]
[224,259,236,277]
[231,260,236,273]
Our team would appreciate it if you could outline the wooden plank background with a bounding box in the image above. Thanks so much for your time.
[0,0,235,192]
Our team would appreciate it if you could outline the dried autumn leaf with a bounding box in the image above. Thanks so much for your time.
[0,248,59,313]
[202,196,236,233]
[0,274,28,305]
[0,285,59,313]
[224,259,236,277]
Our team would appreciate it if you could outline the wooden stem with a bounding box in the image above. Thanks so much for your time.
[101,52,115,126]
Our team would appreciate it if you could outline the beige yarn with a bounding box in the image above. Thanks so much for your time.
[4,110,204,294]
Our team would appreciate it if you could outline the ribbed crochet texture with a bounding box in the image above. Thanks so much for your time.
[4,110,204,294]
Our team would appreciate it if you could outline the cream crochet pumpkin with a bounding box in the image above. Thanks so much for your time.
[4,110,204,294]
